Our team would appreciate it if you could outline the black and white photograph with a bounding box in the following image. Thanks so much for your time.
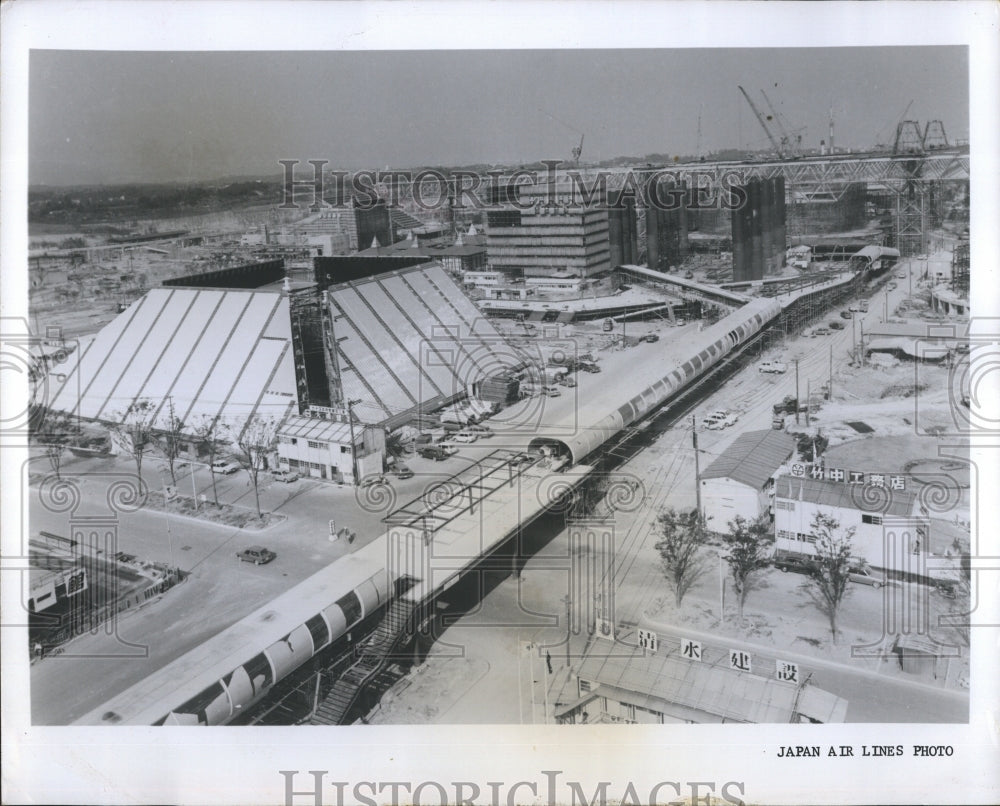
[2,2,998,804]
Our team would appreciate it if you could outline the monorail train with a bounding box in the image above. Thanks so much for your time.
[74,538,394,726]
[75,296,784,726]
[528,297,783,464]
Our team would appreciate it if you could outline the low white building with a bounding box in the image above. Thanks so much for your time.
[772,473,926,569]
[699,429,797,531]
[275,412,385,484]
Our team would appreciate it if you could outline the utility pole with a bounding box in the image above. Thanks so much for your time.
[794,359,800,425]
[859,321,865,367]
[692,415,702,515]
[806,380,811,427]
[562,595,572,668]
[828,344,833,400]
[884,288,889,322]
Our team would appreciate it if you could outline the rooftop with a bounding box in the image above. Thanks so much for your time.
[774,474,920,518]
[701,429,797,489]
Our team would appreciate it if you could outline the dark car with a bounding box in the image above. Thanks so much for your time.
[237,546,276,565]
[828,321,844,330]
[773,553,818,576]
[392,464,414,479]
[644,333,660,343]
[840,310,852,319]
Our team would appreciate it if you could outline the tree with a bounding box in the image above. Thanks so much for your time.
[31,408,79,480]
[722,514,774,623]
[805,512,855,643]
[158,397,185,485]
[231,414,281,519]
[190,414,223,506]
[113,399,156,481]
[654,507,709,608]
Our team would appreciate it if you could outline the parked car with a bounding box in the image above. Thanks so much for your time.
[888,281,898,290]
[771,414,785,430]
[828,321,844,330]
[414,433,433,447]
[840,310,853,319]
[895,270,906,279]
[773,553,818,576]
[211,458,240,475]
[813,327,831,336]
[859,301,869,312]
[684,271,694,279]
[453,430,478,444]
[467,423,493,437]
[644,333,660,343]
[848,304,860,312]
[758,360,788,374]
[392,464,414,479]
[359,474,387,488]
[542,386,562,397]
[578,362,601,373]
[237,546,276,565]
[417,445,450,461]
[848,564,890,589]
[270,469,299,483]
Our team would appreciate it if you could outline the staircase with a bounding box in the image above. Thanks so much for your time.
[310,599,415,725]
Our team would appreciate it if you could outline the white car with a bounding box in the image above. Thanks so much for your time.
[211,458,240,475]
[452,430,478,444]
[758,361,787,374]
[705,412,739,429]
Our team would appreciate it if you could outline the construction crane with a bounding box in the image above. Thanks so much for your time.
[540,109,585,166]
[738,85,784,158]
[760,89,803,158]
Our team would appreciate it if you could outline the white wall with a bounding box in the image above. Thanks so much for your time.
[701,477,766,532]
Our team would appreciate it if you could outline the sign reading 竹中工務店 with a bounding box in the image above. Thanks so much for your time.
[788,463,907,490]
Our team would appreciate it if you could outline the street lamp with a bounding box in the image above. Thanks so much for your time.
[346,398,361,484]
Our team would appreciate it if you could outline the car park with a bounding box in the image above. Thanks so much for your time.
[236,546,276,565]
[758,360,787,374]
[270,469,299,483]
[211,458,240,475]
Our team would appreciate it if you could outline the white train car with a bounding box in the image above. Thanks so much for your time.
[529,297,782,464]
[74,537,393,726]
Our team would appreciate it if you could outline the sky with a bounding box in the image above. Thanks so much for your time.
[29,47,968,186]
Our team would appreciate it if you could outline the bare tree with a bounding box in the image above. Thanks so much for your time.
[231,414,281,519]
[805,511,855,643]
[113,399,156,481]
[31,408,79,480]
[722,514,774,623]
[158,396,185,485]
[190,414,223,506]
[654,507,709,608]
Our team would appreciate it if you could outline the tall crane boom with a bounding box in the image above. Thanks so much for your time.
[760,89,795,156]
[738,85,783,157]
